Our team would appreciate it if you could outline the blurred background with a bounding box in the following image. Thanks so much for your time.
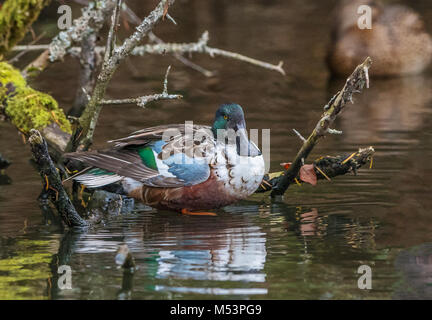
[1,0,432,299]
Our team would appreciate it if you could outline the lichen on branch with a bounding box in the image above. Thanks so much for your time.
[49,0,116,61]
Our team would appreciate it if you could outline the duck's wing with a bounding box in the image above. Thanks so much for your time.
[108,124,212,148]
[65,124,216,188]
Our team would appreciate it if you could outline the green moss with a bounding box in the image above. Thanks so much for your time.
[0,0,51,55]
[0,62,72,134]
[6,87,72,134]
[0,61,27,87]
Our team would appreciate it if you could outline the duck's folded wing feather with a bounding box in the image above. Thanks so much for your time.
[65,124,214,188]
[65,150,188,187]
[64,149,211,188]
[108,124,212,148]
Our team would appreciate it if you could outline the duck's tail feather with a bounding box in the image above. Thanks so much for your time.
[72,168,124,188]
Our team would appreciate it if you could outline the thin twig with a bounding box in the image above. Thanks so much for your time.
[148,31,215,77]
[133,31,286,75]
[101,65,182,107]
[293,129,306,142]
[8,32,46,63]
[104,0,122,61]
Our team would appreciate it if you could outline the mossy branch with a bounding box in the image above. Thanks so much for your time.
[0,0,51,56]
[271,57,373,196]
[0,62,72,152]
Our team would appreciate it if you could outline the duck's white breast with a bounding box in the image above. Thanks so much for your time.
[210,144,265,199]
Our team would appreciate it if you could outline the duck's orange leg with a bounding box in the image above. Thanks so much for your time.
[181,208,217,216]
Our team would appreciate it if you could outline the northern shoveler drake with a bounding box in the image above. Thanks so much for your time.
[327,0,432,77]
[65,103,265,215]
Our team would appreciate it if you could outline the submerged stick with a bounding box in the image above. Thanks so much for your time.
[29,129,87,228]
[115,244,136,269]
[271,57,372,197]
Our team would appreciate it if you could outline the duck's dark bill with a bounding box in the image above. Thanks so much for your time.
[236,128,262,157]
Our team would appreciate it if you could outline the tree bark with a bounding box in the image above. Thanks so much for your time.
[29,129,88,228]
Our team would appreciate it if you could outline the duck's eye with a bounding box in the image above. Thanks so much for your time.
[223,115,228,120]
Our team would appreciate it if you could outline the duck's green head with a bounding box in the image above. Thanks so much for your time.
[211,103,261,157]
[212,103,246,134]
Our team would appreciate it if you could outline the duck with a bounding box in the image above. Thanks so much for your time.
[327,0,432,77]
[64,103,265,215]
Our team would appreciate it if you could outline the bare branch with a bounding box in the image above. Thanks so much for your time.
[133,31,286,75]
[104,0,122,61]
[73,0,176,151]
[101,65,182,107]
[68,32,98,117]
[8,31,46,63]
[148,31,216,77]
[271,57,372,196]
[293,129,306,142]
[13,31,285,76]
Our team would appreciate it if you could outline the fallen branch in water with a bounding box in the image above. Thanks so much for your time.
[256,147,375,193]
[29,129,88,228]
[270,57,373,197]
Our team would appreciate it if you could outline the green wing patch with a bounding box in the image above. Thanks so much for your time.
[88,168,115,176]
[137,147,158,171]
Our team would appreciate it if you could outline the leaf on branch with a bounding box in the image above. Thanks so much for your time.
[299,164,317,186]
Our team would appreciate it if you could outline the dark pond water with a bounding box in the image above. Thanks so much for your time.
[1,0,432,299]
